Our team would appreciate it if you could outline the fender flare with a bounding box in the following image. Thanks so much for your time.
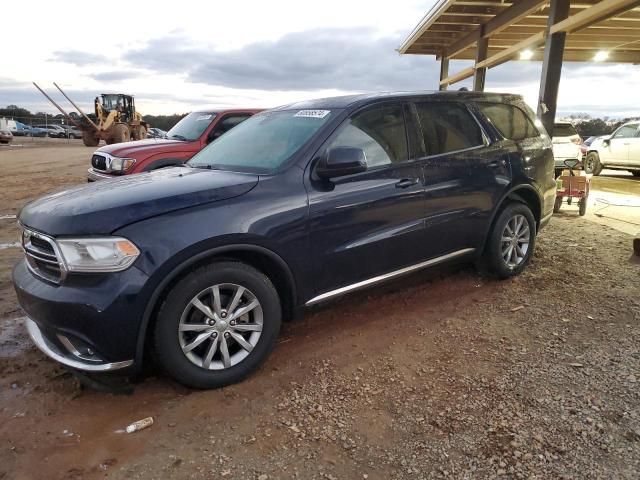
[133,243,296,368]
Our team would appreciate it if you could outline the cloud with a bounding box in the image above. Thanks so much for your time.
[129,28,441,92]
[50,50,109,66]
[89,70,141,82]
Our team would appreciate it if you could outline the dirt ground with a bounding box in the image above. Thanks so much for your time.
[0,141,639,480]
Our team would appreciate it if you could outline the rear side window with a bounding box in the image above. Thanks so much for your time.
[414,102,484,156]
[478,103,539,141]
[553,123,579,137]
[329,104,407,167]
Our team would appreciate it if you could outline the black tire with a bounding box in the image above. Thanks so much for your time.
[153,261,281,389]
[82,130,99,147]
[630,170,640,177]
[110,123,130,144]
[587,152,602,176]
[579,198,587,216]
[553,197,563,213]
[482,203,536,279]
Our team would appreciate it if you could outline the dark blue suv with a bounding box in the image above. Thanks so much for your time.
[13,92,556,389]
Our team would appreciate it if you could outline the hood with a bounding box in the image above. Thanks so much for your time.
[96,138,197,159]
[19,167,258,236]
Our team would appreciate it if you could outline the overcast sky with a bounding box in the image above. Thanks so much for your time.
[1,0,639,117]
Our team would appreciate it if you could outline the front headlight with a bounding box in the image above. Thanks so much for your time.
[57,237,140,272]
[110,157,136,172]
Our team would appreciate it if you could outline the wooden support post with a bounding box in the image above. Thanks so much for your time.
[439,57,450,91]
[473,36,489,92]
[537,0,570,137]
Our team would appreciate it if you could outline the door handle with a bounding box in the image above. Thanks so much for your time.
[395,178,419,189]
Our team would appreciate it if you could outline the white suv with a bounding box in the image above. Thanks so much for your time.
[585,121,640,176]
[552,122,582,176]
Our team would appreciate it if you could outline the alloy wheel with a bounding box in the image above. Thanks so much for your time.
[501,214,531,268]
[178,283,263,370]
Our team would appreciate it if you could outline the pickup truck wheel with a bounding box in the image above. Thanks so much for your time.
[154,261,281,389]
[483,203,536,279]
[586,152,602,176]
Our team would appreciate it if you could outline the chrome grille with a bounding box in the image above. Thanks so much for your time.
[22,228,65,283]
[91,154,108,171]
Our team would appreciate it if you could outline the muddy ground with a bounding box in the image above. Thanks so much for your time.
[0,141,639,480]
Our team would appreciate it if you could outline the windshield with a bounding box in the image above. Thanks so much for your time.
[167,112,217,141]
[188,109,334,173]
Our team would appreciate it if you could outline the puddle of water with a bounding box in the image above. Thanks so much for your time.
[0,242,20,249]
[0,316,30,358]
[0,214,17,220]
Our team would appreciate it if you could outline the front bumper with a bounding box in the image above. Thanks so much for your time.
[87,168,115,182]
[13,259,149,371]
[26,317,133,371]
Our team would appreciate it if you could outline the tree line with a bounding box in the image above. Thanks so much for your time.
[0,105,186,131]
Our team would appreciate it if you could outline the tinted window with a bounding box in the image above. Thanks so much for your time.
[209,114,252,140]
[553,124,578,137]
[328,104,407,167]
[479,103,539,140]
[612,124,638,139]
[414,102,484,156]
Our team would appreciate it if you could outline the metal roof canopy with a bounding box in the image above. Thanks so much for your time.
[398,0,640,135]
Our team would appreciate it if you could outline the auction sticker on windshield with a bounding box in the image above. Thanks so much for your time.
[294,110,330,119]
[196,115,213,121]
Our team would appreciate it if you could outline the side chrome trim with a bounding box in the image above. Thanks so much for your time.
[305,248,476,306]
[26,318,134,372]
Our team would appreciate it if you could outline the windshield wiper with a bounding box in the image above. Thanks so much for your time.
[189,164,220,170]
[170,134,188,141]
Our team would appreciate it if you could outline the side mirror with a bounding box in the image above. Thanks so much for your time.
[602,138,610,147]
[316,147,367,179]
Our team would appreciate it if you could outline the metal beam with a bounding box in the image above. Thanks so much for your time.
[444,0,547,59]
[473,36,489,91]
[439,57,450,90]
[538,0,570,137]
[438,0,640,87]
[398,0,457,54]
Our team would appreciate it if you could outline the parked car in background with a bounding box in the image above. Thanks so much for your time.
[147,127,167,139]
[552,122,582,176]
[580,135,599,157]
[27,126,48,137]
[87,109,261,180]
[585,121,640,176]
[62,125,83,139]
[11,121,31,136]
[33,124,67,138]
[0,129,13,144]
[14,91,555,389]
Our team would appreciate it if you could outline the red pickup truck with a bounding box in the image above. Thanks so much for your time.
[87,109,261,181]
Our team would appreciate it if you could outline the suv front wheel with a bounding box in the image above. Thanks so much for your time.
[585,152,603,176]
[154,261,282,389]
[483,203,536,279]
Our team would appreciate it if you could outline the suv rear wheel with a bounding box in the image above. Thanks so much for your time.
[483,203,536,279]
[153,261,281,389]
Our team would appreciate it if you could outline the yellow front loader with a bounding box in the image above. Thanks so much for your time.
[34,83,150,147]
